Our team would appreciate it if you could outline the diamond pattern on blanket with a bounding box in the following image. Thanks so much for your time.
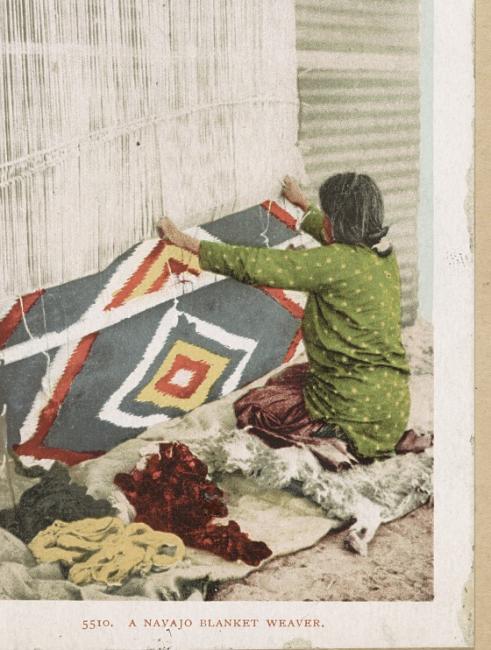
[101,309,254,427]
[138,342,228,409]
[1,201,304,464]
[105,241,201,310]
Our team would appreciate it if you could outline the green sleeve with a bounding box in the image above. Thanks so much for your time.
[199,240,340,291]
[300,204,326,244]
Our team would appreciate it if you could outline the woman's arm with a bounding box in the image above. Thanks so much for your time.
[281,176,332,245]
[157,217,335,292]
[199,241,332,291]
[281,175,310,212]
[157,217,201,254]
[300,204,333,244]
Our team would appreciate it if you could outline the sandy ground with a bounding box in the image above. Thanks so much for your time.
[211,504,433,602]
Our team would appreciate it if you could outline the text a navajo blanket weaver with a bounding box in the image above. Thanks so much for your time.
[0,201,308,465]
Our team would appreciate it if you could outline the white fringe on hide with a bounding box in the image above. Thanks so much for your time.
[0,0,304,298]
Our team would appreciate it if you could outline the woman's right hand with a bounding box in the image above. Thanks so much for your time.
[281,176,309,212]
[157,216,200,254]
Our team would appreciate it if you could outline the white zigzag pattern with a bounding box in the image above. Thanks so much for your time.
[12,201,302,445]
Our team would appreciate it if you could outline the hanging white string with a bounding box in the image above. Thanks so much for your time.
[0,0,303,299]
[18,295,53,396]
[259,202,273,249]
[276,186,309,250]
[38,293,54,391]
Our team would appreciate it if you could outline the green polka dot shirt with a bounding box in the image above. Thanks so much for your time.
[199,204,410,458]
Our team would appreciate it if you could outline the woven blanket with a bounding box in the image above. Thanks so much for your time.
[67,326,431,596]
[70,331,433,534]
[0,201,310,465]
[0,323,432,600]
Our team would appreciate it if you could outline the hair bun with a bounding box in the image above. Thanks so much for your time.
[371,237,393,257]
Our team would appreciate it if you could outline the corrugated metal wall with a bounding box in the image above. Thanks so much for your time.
[296,0,420,324]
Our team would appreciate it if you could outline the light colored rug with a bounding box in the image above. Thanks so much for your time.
[0,321,433,600]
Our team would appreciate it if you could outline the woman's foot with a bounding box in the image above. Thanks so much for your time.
[395,429,433,454]
[314,439,358,472]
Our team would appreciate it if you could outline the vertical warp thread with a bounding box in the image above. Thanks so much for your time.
[0,0,303,298]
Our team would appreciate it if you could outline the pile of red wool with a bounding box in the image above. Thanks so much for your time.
[114,442,272,566]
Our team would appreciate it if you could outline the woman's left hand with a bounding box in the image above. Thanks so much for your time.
[157,217,200,254]
[281,176,309,212]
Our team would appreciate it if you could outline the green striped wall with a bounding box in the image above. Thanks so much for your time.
[296,0,420,324]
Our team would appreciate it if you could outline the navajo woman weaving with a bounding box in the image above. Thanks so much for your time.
[158,174,431,470]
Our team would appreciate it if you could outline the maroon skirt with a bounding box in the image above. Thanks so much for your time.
[234,363,357,471]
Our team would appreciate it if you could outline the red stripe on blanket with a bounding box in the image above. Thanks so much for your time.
[13,445,104,466]
[145,264,171,295]
[147,258,200,294]
[0,290,45,349]
[260,200,297,230]
[283,327,303,363]
[14,333,99,463]
[259,287,304,319]
[155,354,211,399]
[105,240,166,310]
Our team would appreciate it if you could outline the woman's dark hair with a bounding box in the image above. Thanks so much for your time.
[319,173,390,249]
